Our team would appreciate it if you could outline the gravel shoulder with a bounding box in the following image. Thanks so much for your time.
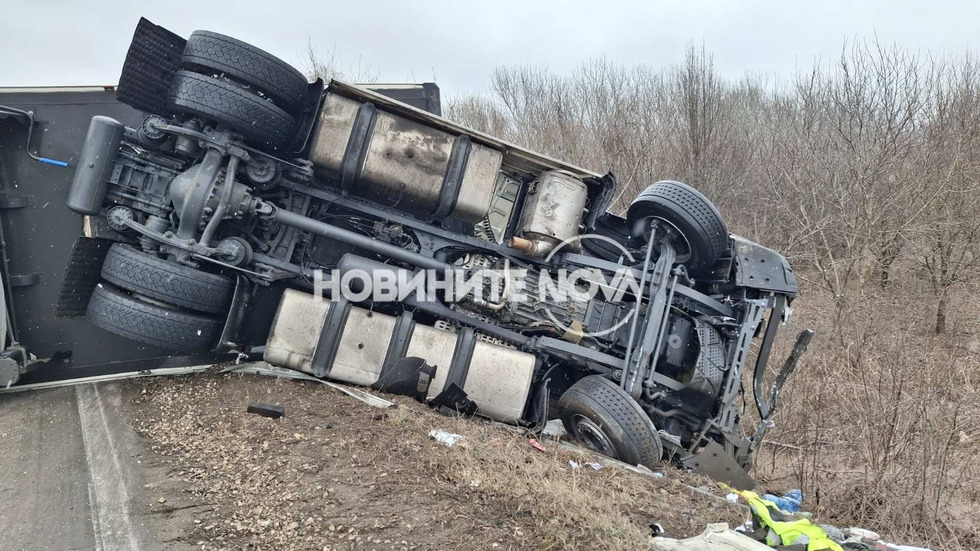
[124,370,745,550]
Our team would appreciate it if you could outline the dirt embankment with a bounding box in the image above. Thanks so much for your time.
[126,371,743,551]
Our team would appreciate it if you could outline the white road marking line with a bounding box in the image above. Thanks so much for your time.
[76,383,142,551]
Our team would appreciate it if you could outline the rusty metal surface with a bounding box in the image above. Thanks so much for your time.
[327,80,602,181]
[308,91,501,223]
[517,170,589,251]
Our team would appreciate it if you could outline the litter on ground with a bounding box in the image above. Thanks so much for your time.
[428,429,463,447]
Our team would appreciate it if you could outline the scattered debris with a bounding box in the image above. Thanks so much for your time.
[725,493,739,504]
[725,487,842,550]
[430,382,478,416]
[560,441,666,478]
[845,528,881,542]
[819,524,844,543]
[540,419,566,439]
[528,438,546,452]
[762,488,802,513]
[568,459,602,470]
[0,365,210,395]
[650,523,772,550]
[428,429,463,447]
[872,544,933,551]
[836,528,934,551]
[246,402,285,419]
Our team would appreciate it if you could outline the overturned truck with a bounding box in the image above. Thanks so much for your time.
[62,19,812,486]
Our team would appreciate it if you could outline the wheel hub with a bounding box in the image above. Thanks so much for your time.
[569,414,618,458]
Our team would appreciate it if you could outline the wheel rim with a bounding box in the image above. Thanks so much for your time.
[569,414,617,457]
[650,217,692,263]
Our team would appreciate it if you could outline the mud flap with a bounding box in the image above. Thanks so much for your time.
[212,274,251,354]
[116,18,187,115]
[55,237,113,318]
[681,440,756,490]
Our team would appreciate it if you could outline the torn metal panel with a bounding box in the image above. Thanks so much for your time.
[220,362,395,409]
[681,440,756,491]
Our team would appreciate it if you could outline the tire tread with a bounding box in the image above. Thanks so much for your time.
[101,244,233,315]
[165,70,296,149]
[181,30,308,114]
[86,283,220,352]
[559,375,663,467]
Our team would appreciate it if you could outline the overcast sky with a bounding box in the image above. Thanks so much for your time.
[1,1,976,97]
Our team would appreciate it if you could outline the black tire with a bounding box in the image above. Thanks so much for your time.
[181,30,309,115]
[101,243,233,315]
[558,375,663,467]
[627,180,729,277]
[165,70,296,150]
[86,283,221,353]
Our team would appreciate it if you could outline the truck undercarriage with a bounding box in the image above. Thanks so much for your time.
[42,18,811,487]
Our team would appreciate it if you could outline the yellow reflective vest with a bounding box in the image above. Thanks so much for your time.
[728,488,843,551]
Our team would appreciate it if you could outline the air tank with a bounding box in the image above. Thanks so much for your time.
[67,116,124,215]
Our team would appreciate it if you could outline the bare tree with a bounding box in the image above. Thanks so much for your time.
[915,56,980,333]
[302,39,381,83]
[762,41,932,320]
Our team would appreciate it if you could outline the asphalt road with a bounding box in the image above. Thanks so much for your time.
[0,383,151,551]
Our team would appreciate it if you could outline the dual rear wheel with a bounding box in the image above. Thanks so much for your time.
[165,30,310,151]
[86,244,233,353]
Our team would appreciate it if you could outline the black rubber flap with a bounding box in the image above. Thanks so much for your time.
[116,18,187,115]
[55,237,113,318]
[371,356,435,402]
[431,382,478,417]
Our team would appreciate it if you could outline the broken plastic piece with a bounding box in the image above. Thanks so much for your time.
[247,402,284,419]
[430,382,478,416]
[529,438,546,452]
[845,528,881,542]
[372,356,434,401]
[428,429,463,447]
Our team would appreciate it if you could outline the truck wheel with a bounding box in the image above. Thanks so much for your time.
[86,283,221,352]
[166,70,297,150]
[627,180,729,277]
[101,243,233,315]
[558,375,663,468]
[181,30,309,115]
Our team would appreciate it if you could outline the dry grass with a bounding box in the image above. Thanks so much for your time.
[128,372,745,551]
[750,280,980,549]
[387,407,745,550]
